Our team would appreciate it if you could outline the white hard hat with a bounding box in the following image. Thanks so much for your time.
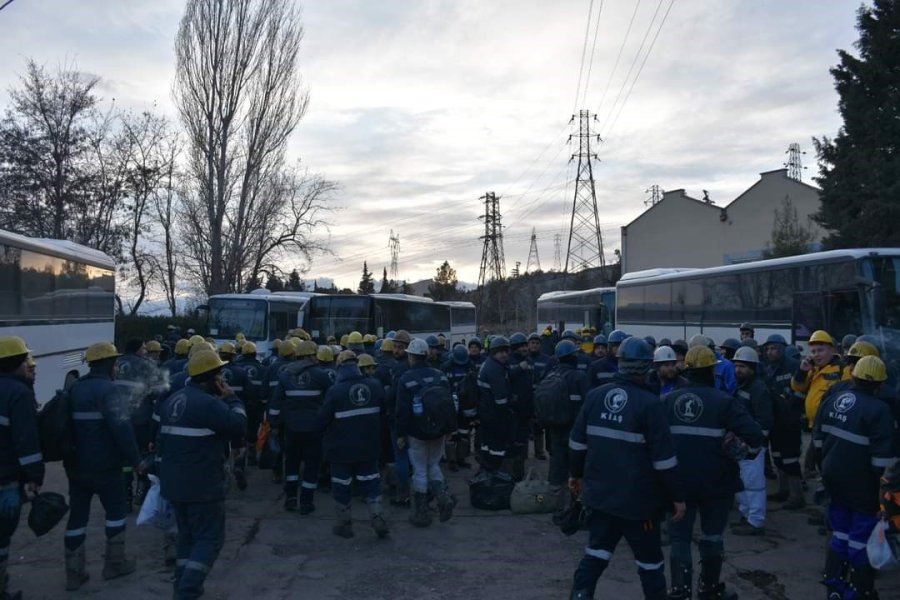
[733,346,760,364]
[653,346,677,363]
[407,338,428,356]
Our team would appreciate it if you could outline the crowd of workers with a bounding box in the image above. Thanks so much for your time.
[0,320,897,599]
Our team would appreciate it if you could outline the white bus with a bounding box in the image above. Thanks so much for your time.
[203,290,319,357]
[614,249,900,349]
[304,294,476,345]
[441,301,478,345]
[536,287,617,335]
[0,229,116,404]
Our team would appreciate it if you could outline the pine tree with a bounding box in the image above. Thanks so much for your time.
[265,273,284,292]
[358,262,375,295]
[287,269,305,291]
[379,267,397,293]
[427,260,459,301]
[814,0,900,247]
[762,196,816,259]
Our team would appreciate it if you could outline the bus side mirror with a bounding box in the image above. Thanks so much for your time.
[871,283,885,326]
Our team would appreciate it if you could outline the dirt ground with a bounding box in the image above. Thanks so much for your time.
[6,459,900,600]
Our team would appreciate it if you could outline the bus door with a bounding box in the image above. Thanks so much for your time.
[792,288,861,350]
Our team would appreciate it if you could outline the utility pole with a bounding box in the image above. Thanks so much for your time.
[784,142,807,182]
[525,227,541,273]
[388,230,400,280]
[477,192,506,325]
[644,184,663,207]
[553,233,562,272]
[565,110,606,274]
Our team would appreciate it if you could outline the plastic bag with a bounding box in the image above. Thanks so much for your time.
[136,475,176,530]
[257,431,282,471]
[256,418,271,455]
[867,518,900,570]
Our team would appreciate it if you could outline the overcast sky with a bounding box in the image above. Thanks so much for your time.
[0,0,864,290]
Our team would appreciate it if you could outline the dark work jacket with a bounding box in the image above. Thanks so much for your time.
[162,356,188,377]
[318,365,383,463]
[762,353,803,426]
[69,373,141,475]
[814,385,894,514]
[736,375,774,438]
[509,353,535,418]
[262,357,293,401]
[157,382,246,503]
[822,379,900,455]
[477,356,511,423]
[664,383,764,498]
[237,357,266,407]
[0,374,44,486]
[569,376,683,520]
[395,362,451,440]
[269,359,332,432]
[646,371,688,398]
[442,359,478,419]
[528,351,550,383]
[587,356,618,389]
[545,361,590,428]
[115,353,164,451]
[387,355,411,422]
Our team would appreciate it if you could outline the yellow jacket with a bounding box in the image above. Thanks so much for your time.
[791,356,849,427]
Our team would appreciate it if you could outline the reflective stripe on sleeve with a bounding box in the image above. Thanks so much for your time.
[268,409,281,416]
[462,409,478,417]
[356,473,380,481]
[568,439,588,451]
[285,390,321,397]
[669,425,725,438]
[18,453,42,466]
[821,424,869,446]
[495,398,508,405]
[872,457,893,468]
[73,412,103,420]
[160,426,215,437]
[0,416,9,426]
[231,407,246,417]
[477,380,492,389]
[653,456,678,470]
[569,394,582,401]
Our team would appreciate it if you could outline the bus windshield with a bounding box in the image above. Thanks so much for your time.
[307,296,372,340]
[862,256,900,330]
[208,298,267,340]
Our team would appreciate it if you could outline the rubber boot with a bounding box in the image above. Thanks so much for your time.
[367,497,389,539]
[409,492,432,528]
[783,476,806,510]
[697,556,737,600]
[848,564,878,599]
[570,589,593,600]
[332,503,354,539]
[446,440,459,472]
[431,481,456,523]
[64,545,90,591]
[456,437,472,469]
[163,530,177,567]
[667,559,692,600]
[299,487,316,515]
[821,547,848,598]
[284,494,297,512]
[549,485,566,526]
[391,481,410,507]
[102,532,137,580]
[768,471,789,502]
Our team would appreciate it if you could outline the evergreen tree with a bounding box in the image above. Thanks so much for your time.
[287,269,305,291]
[379,267,398,293]
[245,273,262,292]
[265,273,284,292]
[427,260,459,301]
[814,0,900,247]
[762,196,816,259]
[358,261,375,295]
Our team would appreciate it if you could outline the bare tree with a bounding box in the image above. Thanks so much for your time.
[174,0,322,295]
[151,135,182,317]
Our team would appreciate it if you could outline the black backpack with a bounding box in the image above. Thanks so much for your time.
[37,389,76,462]
[534,370,574,426]
[457,369,479,417]
[412,378,457,440]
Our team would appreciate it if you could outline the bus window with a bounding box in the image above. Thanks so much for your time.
[208,298,267,340]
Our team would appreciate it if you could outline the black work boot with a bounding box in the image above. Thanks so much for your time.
[821,547,848,598]
[283,495,297,512]
[848,564,879,599]
[697,556,737,600]
[409,492,432,527]
[332,504,354,539]
[667,559,692,600]
[569,590,593,600]
[298,487,316,515]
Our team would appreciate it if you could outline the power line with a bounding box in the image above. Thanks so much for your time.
[595,0,642,117]
[0,0,16,13]
[579,0,606,108]
[572,0,596,114]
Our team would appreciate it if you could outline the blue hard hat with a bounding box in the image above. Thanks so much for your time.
[452,345,469,365]
[509,332,528,346]
[644,335,657,347]
[374,339,383,351]
[386,330,397,339]
[528,332,541,342]
[764,334,787,346]
[425,335,440,348]
[555,340,578,359]
[468,338,482,348]
[720,338,741,351]
[593,334,608,346]
[618,337,653,361]
[608,329,628,344]
[561,329,578,341]
[490,336,510,351]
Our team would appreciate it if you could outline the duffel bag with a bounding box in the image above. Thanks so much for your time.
[510,469,555,514]
[469,469,515,511]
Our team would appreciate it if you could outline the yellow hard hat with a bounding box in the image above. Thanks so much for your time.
[204,336,215,344]
[847,341,880,359]
[358,353,376,368]
[363,334,377,344]
[290,328,310,341]
[316,345,334,363]
[684,346,718,369]
[297,340,318,357]
[0,337,30,360]
[242,341,258,355]
[340,334,350,348]
[347,331,364,345]
[189,335,206,346]
[219,342,236,355]
[146,340,162,353]
[236,332,246,342]
[279,340,296,358]
[174,339,191,355]
[336,350,357,366]
[851,355,887,382]
[187,350,226,377]
[809,330,834,346]
[189,342,215,358]
[381,339,394,352]
[272,339,282,350]
[85,342,121,363]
